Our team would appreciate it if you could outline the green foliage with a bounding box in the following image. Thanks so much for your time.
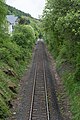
[0,34,33,119]
[6,3,41,39]
[6,4,31,17]
[0,19,37,119]
[0,0,7,37]
[54,10,80,41]
[0,37,23,118]
[0,1,40,119]
[0,1,37,119]
[42,0,80,78]
[0,22,36,118]
[19,16,30,25]
[12,25,35,48]
[0,0,7,25]
[42,0,80,119]
[74,52,80,81]
[62,72,80,120]
[0,96,10,119]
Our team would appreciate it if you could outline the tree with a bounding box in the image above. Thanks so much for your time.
[0,0,6,25]
[42,1,80,119]
[42,0,80,61]
[0,0,7,38]
[18,16,30,25]
[12,25,35,48]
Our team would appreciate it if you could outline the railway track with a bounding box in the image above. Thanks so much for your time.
[16,41,63,120]
[29,41,49,120]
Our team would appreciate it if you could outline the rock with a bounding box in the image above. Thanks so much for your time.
[3,69,16,77]
[8,81,17,93]
[8,100,13,108]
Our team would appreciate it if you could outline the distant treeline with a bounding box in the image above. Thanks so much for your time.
[6,4,32,18]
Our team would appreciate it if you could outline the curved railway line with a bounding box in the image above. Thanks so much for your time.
[16,41,63,120]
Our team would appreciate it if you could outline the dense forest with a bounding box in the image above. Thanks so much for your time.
[6,4,31,17]
[0,0,40,119]
[42,0,80,120]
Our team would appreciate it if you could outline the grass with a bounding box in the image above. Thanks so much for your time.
[48,43,80,120]
[62,71,80,120]
[0,50,32,119]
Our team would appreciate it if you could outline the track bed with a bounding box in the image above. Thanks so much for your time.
[15,41,62,120]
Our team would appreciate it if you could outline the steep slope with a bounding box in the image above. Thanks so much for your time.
[0,2,40,119]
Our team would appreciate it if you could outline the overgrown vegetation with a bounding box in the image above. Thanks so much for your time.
[0,0,40,119]
[42,0,80,119]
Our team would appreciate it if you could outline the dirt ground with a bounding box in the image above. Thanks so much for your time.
[9,46,72,120]
[47,49,72,120]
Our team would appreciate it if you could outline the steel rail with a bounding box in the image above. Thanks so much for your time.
[29,63,37,120]
[43,61,50,120]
